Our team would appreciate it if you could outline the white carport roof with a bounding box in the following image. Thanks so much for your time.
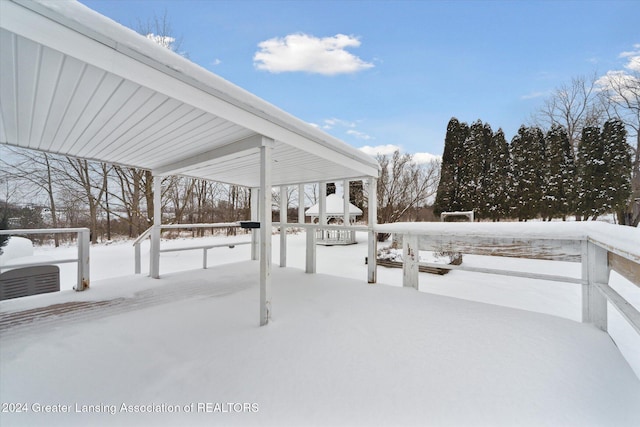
[0,0,379,187]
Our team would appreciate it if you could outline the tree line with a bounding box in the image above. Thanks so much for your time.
[0,146,441,245]
[434,117,632,223]
[0,148,251,245]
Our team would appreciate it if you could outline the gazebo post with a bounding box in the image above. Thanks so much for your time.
[260,137,274,326]
[250,187,258,261]
[367,178,377,283]
[280,185,287,267]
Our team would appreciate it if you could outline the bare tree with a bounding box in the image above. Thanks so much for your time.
[164,176,196,223]
[61,158,110,244]
[375,151,440,241]
[533,73,605,156]
[136,9,185,55]
[0,147,64,245]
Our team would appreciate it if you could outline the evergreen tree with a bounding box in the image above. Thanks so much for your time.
[0,209,8,255]
[543,125,575,220]
[349,180,365,211]
[601,119,631,220]
[576,126,606,219]
[510,126,546,220]
[484,129,511,220]
[434,118,469,215]
[462,120,493,218]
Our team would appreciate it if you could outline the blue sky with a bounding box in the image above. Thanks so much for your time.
[79,0,639,161]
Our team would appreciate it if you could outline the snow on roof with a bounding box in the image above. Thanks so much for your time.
[305,194,363,216]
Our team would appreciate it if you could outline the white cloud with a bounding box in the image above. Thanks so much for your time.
[323,118,356,130]
[521,91,549,100]
[346,129,372,140]
[626,55,640,72]
[211,58,222,66]
[359,144,401,156]
[359,145,440,164]
[254,33,374,75]
[413,152,441,164]
[618,43,640,57]
[618,43,640,72]
[596,70,639,99]
[597,44,640,97]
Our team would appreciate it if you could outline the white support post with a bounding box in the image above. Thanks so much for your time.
[306,226,317,273]
[343,179,350,226]
[203,248,208,269]
[280,185,287,267]
[319,182,327,242]
[367,178,378,283]
[134,244,141,274]
[75,229,90,291]
[251,188,259,261]
[298,183,305,224]
[259,138,274,326]
[403,234,419,289]
[582,241,609,331]
[150,176,162,279]
[343,179,351,243]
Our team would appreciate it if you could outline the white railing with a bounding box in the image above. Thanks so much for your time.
[274,222,369,273]
[374,222,640,337]
[133,223,251,274]
[0,228,90,291]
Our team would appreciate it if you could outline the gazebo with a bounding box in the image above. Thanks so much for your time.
[305,194,362,245]
[0,0,380,325]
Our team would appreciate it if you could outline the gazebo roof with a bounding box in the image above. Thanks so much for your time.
[305,194,363,217]
[0,0,379,187]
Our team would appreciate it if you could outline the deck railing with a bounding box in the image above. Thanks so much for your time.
[0,228,90,291]
[134,220,639,339]
[374,223,640,337]
[133,223,251,274]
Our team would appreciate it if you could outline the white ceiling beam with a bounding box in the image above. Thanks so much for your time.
[153,134,267,176]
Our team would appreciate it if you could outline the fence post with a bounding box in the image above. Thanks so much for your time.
[403,234,419,289]
[582,240,609,331]
[76,229,90,291]
[306,227,316,273]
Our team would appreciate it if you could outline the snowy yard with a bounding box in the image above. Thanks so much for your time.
[1,231,640,426]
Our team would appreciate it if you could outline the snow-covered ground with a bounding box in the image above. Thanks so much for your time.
[1,231,639,426]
